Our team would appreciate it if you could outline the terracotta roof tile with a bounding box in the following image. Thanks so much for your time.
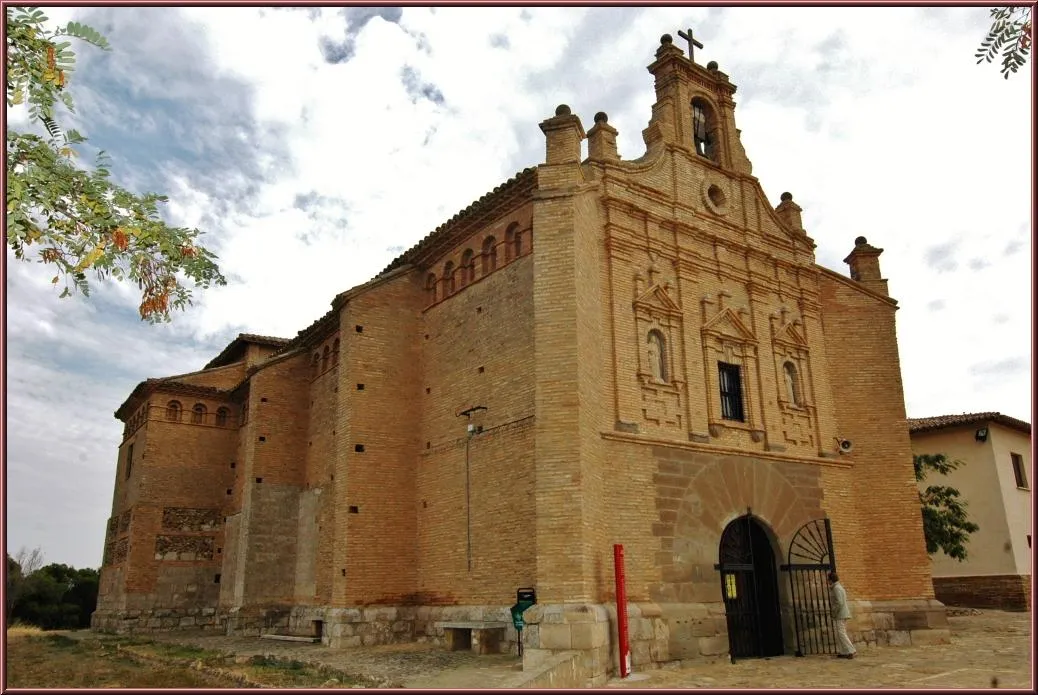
[907,412,1031,436]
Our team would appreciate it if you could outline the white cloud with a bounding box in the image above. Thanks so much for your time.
[5,7,1031,568]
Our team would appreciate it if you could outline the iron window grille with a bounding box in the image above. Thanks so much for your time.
[718,362,745,422]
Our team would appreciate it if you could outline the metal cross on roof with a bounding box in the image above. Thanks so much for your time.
[677,27,703,63]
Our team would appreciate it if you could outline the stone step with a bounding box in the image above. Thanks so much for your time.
[260,633,321,643]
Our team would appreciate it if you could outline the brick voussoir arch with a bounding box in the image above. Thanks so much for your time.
[661,456,821,581]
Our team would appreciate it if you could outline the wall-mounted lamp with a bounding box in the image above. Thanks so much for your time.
[457,405,487,572]
[975,427,989,443]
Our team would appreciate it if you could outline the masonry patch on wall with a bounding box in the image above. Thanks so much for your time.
[154,535,215,562]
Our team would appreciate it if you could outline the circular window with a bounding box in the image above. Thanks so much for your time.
[702,180,730,215]
[708,185,726,208]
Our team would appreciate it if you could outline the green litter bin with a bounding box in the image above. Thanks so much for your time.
[510,587,536,656]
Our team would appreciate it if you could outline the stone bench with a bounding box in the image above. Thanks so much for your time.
[260,633,320,643]
[434,621,510,654]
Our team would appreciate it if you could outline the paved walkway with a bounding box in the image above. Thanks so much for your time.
[606,610,1031,689]
[84,609,1030,688]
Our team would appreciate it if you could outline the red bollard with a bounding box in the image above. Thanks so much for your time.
[613,543,631,678]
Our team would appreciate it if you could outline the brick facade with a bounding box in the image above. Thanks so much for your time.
[93,33,944,683]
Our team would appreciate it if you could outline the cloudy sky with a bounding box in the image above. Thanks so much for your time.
[5,6,1031,569]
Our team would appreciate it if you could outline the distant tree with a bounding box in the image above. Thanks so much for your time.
[976,6,1033,79]
[8,559,100,629]
[6,547,45,622]
[915,453,980,561]
[6,555,23,622]
[5,7,226,322]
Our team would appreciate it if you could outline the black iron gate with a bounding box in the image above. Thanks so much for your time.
[715,515,783,661]
[779,518,837,657]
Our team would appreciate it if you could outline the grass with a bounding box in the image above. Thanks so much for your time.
[5,630,224,688]
[5,628,375,688]
[5,622,44,638]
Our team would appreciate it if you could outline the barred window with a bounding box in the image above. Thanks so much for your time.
[718,362,745,422]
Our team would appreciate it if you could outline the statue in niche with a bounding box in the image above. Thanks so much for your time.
[647,330,667,383]
[783,361,801,406]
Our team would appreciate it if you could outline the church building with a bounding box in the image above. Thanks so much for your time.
[93,32,948,685]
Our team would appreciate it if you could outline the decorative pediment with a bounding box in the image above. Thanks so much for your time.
[701,306,756,343]
[634,283,682,317]
[774,319,808,348]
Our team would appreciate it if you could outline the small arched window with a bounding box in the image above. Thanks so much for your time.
[691,97,718,162]
[504,224,518,262]
[332,338,340,366]
[482,236,497,275]
[312,352,320,377]
[425,273,438,305]
[460,249,475,286]
[647,330,668,383]
[216,407,230,427]
[443,261,455,296]
[783,361,802,406]
[192,403,207,424]
[166,400,182,422]
[322,345,330,372]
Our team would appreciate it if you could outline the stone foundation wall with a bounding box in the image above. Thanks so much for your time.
[932,575,1031,611]
[841,599,951,649]
[92,597,954,687]
[227,604,523,653]
[91,607,225,633]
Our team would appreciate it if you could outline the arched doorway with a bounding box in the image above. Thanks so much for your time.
[715,514,784,659]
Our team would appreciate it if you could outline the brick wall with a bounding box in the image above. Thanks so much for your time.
[531,168,595,603]
[819,271,934,602]
[237,354,310,605]
[336,271,422,605]
[171,362,245,390]
[932,574,1031,611]
[304,332,339,605]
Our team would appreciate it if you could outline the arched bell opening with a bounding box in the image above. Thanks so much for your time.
[690,96,721,164]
